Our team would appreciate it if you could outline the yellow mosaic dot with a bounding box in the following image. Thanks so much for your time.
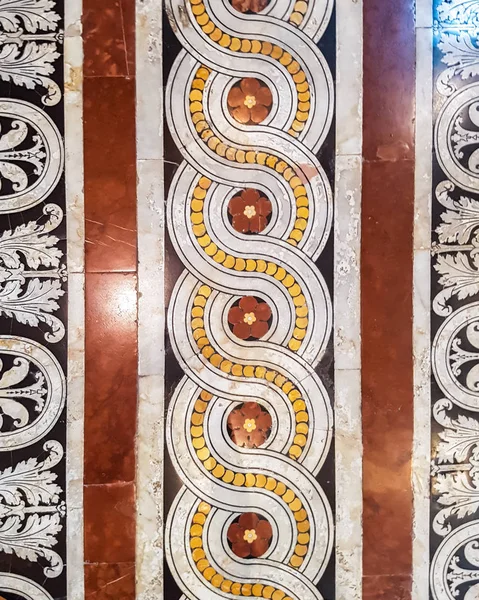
[290,554,303,568]
[290,498,303,512]
[197,558,209,572]
[266,477,277,491]
[213,464,226,478]
[190,523,203,537]
[198,501,211,514]
[255,474,267,488]
[197,447,210,461]
[191,412,204,426]
[204,566,216,581]
[294,434,307,447]
[233,473,246,486]
[298,532,310,545]
[231,582,242,594]
[297,519,310,533]
[223,470,235,484]
[192,547,205,562]
[211,573,224,587]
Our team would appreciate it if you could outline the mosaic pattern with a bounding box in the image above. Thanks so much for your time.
[430,1,479,597]
[164,0,335,597]
[0,1,68,598]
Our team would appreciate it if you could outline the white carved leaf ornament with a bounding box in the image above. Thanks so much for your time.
[0,0,60,33]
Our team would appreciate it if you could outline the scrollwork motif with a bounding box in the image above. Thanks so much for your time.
[0,100,63,213]
[0,0,62,105]
[0,336,65,449]
[0,203,65,340]
[432,1,479,597]
[0,440,64,577]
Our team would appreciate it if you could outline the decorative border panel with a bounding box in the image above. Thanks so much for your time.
[0,0,84,598]
[135,0,362,597]
[415,0,479,598]
[164,1,336,596]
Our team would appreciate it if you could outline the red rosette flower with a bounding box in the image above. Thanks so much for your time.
[228,296,272,340]
[228,189,272,234]
[231,0,269,13]
[227,513,273,558]
[227,402,272,448]
[227,78,273,124]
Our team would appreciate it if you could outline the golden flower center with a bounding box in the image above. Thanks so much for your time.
[243,529,258,544]
[243,205,256,219]
[243,418,257,433]
[244,94,257,109]
[243,312,257,325]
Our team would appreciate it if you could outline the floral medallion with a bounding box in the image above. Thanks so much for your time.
[230,0,270,13]
[228,189,272,233]
[228,296,272,340]
[227,402,272,448]
[227,78,273,125]
[227,512,273,558]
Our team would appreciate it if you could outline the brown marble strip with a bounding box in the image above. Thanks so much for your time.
[362,0,416,598]
[82,0,138,597]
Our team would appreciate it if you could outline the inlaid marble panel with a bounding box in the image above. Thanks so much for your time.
[414,0,479,598]
[0,0,84,598]
[134,0,362,598]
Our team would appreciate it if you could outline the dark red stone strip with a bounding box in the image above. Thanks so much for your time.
[83,0,137,596]
[362,1,416,598]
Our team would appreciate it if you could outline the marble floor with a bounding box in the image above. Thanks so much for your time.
[0,0,476,599]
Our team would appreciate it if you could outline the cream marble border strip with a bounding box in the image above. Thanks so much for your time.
[136,1,165,598]
[64,0,85,596]
[412,6,433,600]
[335,0,363,598]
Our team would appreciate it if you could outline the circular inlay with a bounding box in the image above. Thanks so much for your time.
[227,78,273,125]
[230,0,270,14]
[227,402,272,448]
[228,296,272,340]
[227,512,273,558]
[228,188,272,234]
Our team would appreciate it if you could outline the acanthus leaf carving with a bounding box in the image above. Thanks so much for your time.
[0,440,64,577]
[433,182,479,315]
[433,471,479,535]
[437,0,479,24]
[433,252,479,314]
[0,42,60,105]
[434,399,479,464]
[0,203,62,270]
[438,32,479,96]
[0,204,65,342]
[0,0,61,33]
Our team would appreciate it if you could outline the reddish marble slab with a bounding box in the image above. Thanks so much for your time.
[363,0,415,161]
[85,562,135,599]
[84,272,138,484]
[363,575,412,599]
[362,158,414,588]
[82,0,138,593]
[84,483,136,563]
[83,0,130,77]
[84,76,137,273]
